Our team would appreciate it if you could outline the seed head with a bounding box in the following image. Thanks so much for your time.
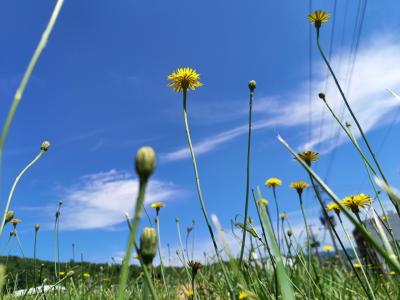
[40,141,50,151]
[135,147,156,180]
[248,80,256,92]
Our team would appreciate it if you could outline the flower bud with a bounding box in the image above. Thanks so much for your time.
[248,80,256,92]
[139,227,157,265]
[5,211,14,224]
[135,147,156,180]
[287,229,293,237]
[318,93,326,101]
[41,141,50,151]
[35,224,40,232]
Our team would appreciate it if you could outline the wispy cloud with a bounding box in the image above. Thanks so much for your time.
[55,169,181,230]
[162,34,400,162]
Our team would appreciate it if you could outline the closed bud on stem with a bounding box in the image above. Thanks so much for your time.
[318,92,326,101]
[135,147,156,180]
[40,141,50,151]
[139,227,157,265]
[248,80,256,92]
[35,224,40,232]
[5,211,15,224]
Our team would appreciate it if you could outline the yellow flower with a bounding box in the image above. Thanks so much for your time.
[151,202,165,210]
[389,271,396,276]
[238,291,249,300]
[265,178,282,188]
[10,218,22,224]
[83,273,90,278]
[59,271,65,277]
[168,68,203,92]
[308,10,330,28]
[353,263,362,269]
[323,245,333,252]
[290,181,309,195]
[326,202,341,214]
[279,213,287,220]
[258,198,269,206]
[341,194,372,213]
[185,288,194,297]
[298,151,319,166]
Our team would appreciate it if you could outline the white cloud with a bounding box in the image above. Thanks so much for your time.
[58,169,181,230]
[162,34,400,161]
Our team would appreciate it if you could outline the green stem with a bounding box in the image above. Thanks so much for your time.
[0,150,45,236]
[34,229,38,290]
[272,187,281,251]
[0,0,64,159]
[337,214,376,300]
[176,219,191,282]
[182,89,234,297]
[117,179,158,300]
[239,88,254,264]
[316,27,399,214]
[298,193,312,298]
[155,213,167,291]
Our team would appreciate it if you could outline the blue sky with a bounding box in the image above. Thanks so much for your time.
[0,0,400,264]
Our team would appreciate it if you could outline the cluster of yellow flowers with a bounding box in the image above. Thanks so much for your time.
[327,194,372,214]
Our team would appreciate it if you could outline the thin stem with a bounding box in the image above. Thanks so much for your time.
[298,193,312,299]
[34,229,38,291]
[0,0,64,160]
[117,179,158,300]
[316,27,399,214]
[155,213,167,291]
[0,150,45,236]
[239,88,254,264]
[176,219,191,282]
[182,89,234,297]
[272,187,281,251]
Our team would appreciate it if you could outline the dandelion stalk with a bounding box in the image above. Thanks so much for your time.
[239,80,256,264]
[0,142,49,237]
[33,224,40,291]
[313,18,399,215]
[117,147,157,300]
[168,68,233,296]
[176,218,191,282]
[154,212,167,290]
[0,0,64,161]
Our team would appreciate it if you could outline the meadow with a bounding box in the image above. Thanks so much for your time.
[0,1,399,299]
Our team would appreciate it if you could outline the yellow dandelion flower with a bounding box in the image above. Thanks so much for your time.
[151,202,165,210]
[59,271,65,277]
[265,178,282,188]
[83,272,90,278]
[298,151,319,166]
[258,198,269,206]
[308,10,330,28]
[279,213,287,220]
[290,181,309,195]
[323,245,333,252]
[168,68,203,92]
[10,218,22,224]
[341,194,372,213]
[326,202,341,214]
[353,263,362,269]
[238,291,250,300]
[185,288,194,297]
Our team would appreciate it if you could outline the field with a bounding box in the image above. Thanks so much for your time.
[0,1,399,299]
